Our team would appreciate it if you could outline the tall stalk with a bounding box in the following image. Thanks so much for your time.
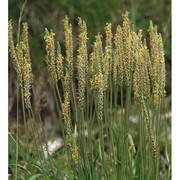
[17,0,27,43]
[15,78,19,180]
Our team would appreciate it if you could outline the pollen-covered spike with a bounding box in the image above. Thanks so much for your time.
[44,30,57,84]
[22,22,33,84]
[22,61,32,108]
[122,11,132,86]
[105,23,112,74]
[8,20,19,73]
[114,25,124,85]
[62,16,74,81]
[133,43,150,101]
[148,22,166,109]
[77,18,88,110]
[56,42,64,81]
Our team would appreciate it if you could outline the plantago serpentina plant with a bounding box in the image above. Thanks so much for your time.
[9,19,44,179]
[9,9,169,179]
[9,21,33,107]
[90,35,107,175]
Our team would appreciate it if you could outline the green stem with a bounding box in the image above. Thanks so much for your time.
[88,91,94,156]
[20,83,30,160]
[124,83,132,177]
[139,104,145,179]
[71,80,79,123]
[55,84,63,108]
[155,106,160,179]
[55,84,65,140]
[17,0,27,43]
[120,85,124,180]
[142,99,158,178]
[15,78,19,180]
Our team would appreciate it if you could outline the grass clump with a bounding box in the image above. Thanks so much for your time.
[8,9,170,180]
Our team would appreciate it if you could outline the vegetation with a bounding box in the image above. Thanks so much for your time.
[8,1,171,179]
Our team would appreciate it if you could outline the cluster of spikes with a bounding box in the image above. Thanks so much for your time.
[8,11,166,166]
[43,11,166,110]
[42,12,166,165]
[8,20,33,108]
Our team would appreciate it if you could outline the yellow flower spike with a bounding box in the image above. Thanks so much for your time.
[133,43,150,101]
[90,34,103,77]
[90,73,104,92]
[22,61,32,108]
[16,42,24,85]
[22,22,33,84]
[16,42,33,108]
[56,42,64,81]
[22,22,31,63]
[122,11,132,86]
[143,39,152,81]
[148,21,166,109]
[8,20,19,73]
[114,25,124,86]
[104,23,112,74]
[90,35,104,89]
[102,49,110,88]
[77,18,88,110]
[90,33,106,126]
[62,16,74,81]
[130,30,140,72]
[95,34,104,73]
[44,29,57,84]
[90,73,104,127]
[9,21,33,108]
[62,96,72,146]
[97,86,104,123]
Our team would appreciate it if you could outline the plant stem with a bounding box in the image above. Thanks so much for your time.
[15,78,19,180]
[17,0,27,43]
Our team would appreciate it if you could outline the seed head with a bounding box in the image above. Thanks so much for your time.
[90,73,104,92]
[77,18,88,110]
[122,11,132,86]
[22,22,33,84]
[105,23,112,74]
[148,21,166,109]
[23,61,32,108]
[8,20,19,73]
[16,42,25,85]
[56,42,64,81]
[62,16,74,81]
[44,29,57,84]
[22,23,31,63]
[114,25,124,85]
[133,42,150,101]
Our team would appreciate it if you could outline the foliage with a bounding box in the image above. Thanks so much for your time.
[8,5,171,178]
